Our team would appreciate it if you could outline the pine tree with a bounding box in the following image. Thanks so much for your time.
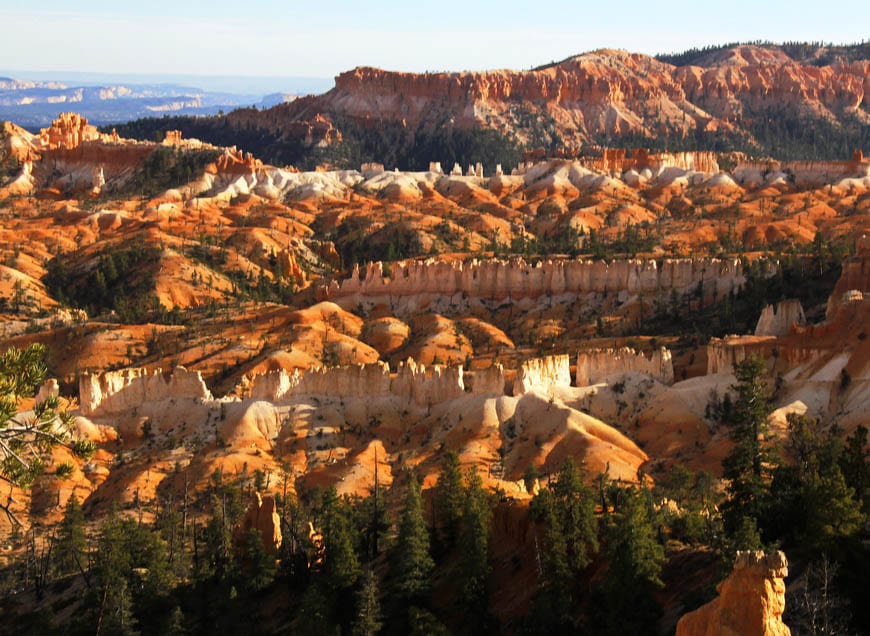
[321,487,360,590]
[352,569,383,636]
[599,486,665,636]
[0,344,75,523]
[55,494,87,577]
[435,451,464,546]
[92,512,138,635]
[244,527,277,593]
[840,424,869,508]
[721,355,776,534]
[392,474,433,602]
[530,458,599,596]
[459,468,491,617]
[164,606,187,636]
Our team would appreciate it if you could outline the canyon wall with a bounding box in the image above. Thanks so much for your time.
[250,362,392,401]
[79,367,213,417]
[512,354,571,397]
[248,359,495,407]
[676,550,790,636]
[581,148,720,174]
[392,358,465,407]
[324,257,752,305]
[575,347,674,387]
[241,47,868,153]
[469,364,506,395]
[735,154,869,187]
[755,299,806,337]
[705,336,828,375]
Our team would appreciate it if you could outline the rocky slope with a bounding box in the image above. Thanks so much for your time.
[0,112,867,529]
[113,44,869,167]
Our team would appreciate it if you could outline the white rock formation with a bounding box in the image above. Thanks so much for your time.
[575,347,674,387]
[326,257,752,307]
[469,364,506,395]
[755,299,806,336]
[79,367,213,416]
[393,358,465,407]
[250,362,391,402]
[513,354,571,396]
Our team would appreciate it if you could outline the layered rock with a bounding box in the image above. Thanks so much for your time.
[79,367,213,416]
[582,148,720,174]
[575,347,674,387]
[676,550,790,636]
[734,155,870,187]
[706,336,777,375]
[755,300,806,337]
[325,257,749,305]
[224,46,868,154]
[512,354,571,396]
[250,362,391,401]
[393,358,465,407]
[469,364,506,395]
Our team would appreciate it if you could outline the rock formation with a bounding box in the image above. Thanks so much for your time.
[37,112,101,150]
[250,362,392,402]
[676,550,791,636]
[581,148,720,174]
[706,336,777,375]
[575,347,674,386]
[469,364,506,395]
[234,492,282,554]
[79,367,213,416]
[249,358,501,407]
[755,300,806,337]
[325,257,750,306]
[393,358,465,407]
[217,46,868,155]
[512,354,571,396]
[826,247,870,320]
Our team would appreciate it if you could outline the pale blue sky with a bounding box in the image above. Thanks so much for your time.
[1,1,867,79]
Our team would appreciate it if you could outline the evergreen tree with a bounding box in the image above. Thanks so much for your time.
[164,606,187,636]
[459,468,491,619]
[768,414,864,552]
[435,451,464,546]
[244,527,277,593]
[0,344,75,517]
[55,494,87,577]
[840,424,869,508]
[392,474,434,602]
[597,486,665,636]
[530,458,599,601]
[92,512,139,635]
[321,487,361,590]
[721,355,776,534]
[352,569,383,636]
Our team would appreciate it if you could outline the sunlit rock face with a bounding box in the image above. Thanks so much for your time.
[676,550,791,636]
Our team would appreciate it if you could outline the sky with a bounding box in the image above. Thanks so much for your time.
[1,0,867,82]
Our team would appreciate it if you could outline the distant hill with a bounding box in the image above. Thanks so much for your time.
[110,42,869,169]
[0,73,331,129]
